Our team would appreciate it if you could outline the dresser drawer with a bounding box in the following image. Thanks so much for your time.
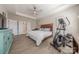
[3,31,13,53]
[3,37,11,53]
[3,32,7,42]
[3,41,7,53]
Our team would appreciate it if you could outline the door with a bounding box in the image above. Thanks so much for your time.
[7,19,18,35]
[19,21,27,34]
[27,22,32,32]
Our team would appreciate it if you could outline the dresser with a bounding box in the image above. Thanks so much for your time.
[0,28,13,54]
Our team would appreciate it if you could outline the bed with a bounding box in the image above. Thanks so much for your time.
[27,24,53,46]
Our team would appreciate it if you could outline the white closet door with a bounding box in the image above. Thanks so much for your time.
[8,19,18,35]
[27,22,32,32]
[19,21,27,34]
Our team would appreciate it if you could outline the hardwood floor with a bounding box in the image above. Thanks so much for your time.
[9,34,59,54]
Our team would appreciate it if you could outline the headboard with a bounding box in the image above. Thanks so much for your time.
[40,24,53,31]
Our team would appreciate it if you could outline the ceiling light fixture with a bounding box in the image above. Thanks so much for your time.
[33,6,38,15]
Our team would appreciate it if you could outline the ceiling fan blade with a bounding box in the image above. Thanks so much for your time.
[36,9,42,12]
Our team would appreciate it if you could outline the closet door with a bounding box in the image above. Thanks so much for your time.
[19,21,27,34]
[7,19,18,35]
[27,22,32,32]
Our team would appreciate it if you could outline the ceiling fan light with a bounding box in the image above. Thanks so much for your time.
[34,11,36,14]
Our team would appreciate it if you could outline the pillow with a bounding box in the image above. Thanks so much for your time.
[39,28,50,31]
[44,28,50,31]
[39,28,43,31]
[39,28,42,30]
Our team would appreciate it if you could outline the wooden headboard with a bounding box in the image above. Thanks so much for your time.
[40,24,53,31]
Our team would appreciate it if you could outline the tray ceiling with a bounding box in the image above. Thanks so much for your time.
[2,4,75,19]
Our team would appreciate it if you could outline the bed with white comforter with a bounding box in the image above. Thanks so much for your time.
[27,30,52,46]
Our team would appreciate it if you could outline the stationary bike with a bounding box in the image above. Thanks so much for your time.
[50,17,74,52]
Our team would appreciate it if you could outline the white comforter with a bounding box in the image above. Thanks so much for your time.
[27,30,52,46]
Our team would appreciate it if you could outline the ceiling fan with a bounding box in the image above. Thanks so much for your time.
[33,6,38,15]
[30,5,42,16]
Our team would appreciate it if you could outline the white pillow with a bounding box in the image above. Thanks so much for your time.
[44,28,50,31]
[39,28,50,31]
[39,28,42,30]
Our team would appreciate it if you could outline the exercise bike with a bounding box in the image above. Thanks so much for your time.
[50,17,74,52]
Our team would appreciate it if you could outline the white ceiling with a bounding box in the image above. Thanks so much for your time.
[2,4,75,19]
